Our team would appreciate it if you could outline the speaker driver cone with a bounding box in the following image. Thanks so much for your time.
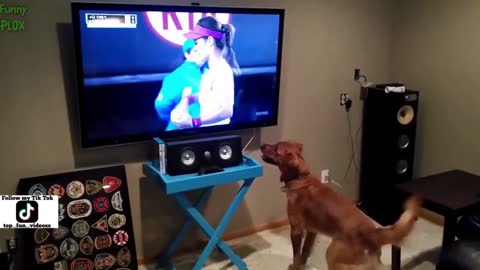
[180,149,196,166]
[398,134,410,149]
[397,105,415,125]
[396,160,409,174]
[219,144,233,160]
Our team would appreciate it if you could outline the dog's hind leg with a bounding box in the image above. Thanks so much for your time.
[300,231,317,265]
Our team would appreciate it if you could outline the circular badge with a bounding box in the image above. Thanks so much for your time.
[93,197,110,213]
[94,253,116,270]
[117,247,131,267]
[108,214,126,229]
[79,236,94,255]
[66,181,85,199]
[113,230,129,246]
[35,244,58,264]
[94,234,112,250]
[34,229,50,244]
[72,220,90,238]
[48,184,65,198]
[29,183,47,196]
[60,238,79,260]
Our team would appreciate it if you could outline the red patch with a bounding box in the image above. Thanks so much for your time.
[93,197,110,214]
[71,258,94,270]
[113,230,129,246]
[102,176,121,193]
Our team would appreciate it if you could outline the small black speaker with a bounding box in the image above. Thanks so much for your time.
[165,135,243,176]
[358,84,419,226]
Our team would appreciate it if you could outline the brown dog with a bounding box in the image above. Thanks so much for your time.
[260,140,422,270]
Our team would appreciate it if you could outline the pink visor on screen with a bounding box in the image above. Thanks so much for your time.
[184,24,224,40]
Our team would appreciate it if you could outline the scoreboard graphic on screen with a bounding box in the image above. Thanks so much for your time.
[85,13,137,28]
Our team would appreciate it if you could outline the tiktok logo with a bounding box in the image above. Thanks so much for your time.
[16,201,38,223]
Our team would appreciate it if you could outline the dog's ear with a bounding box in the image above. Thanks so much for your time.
[286,153,309,175]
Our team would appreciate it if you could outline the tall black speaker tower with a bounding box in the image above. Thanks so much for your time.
[358,84,419,226]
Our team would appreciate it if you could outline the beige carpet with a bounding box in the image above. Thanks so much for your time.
[141,218,443,270]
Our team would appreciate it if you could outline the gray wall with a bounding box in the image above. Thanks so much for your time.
[392,0,480,178]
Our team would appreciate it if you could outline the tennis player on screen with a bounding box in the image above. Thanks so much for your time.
[154,39,203,131]
[169,16,241,129]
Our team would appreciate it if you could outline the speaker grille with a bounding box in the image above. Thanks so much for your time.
[398,134,410,149]
[397,105,415,125]
[180,149,196,166]
[219,144,233,160]
[396,160,409,175]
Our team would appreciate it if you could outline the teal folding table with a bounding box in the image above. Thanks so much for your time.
[143,154,263,270]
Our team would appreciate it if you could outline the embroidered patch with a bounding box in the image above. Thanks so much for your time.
[86,180,103,195]
[34,229,50,244]
[60,238,79,260]
[108,213,126,229]
[113,230,129,246]
[71,258,94,270]
[116,247,131,267]
[58,203,65,222]
[92,214,109,233]
[102,176,121,193]
[79,236,94,255]
[71,220,90,238]
[48,184,65,198]
[54,260,68,270]
[67,199,92,219]
[34,244,58,264]
[66,181,85,199]
[93,196,110,213]
[29,184,47,196]
[52,225,70,240]
[94,234,112,250]
[111,191,123,211]
[94,253,116,270]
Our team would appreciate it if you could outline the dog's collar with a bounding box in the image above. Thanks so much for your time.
[280,176,312,192]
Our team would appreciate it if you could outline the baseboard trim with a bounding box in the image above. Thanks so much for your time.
[419,208,444,226]
[138,218,289,265]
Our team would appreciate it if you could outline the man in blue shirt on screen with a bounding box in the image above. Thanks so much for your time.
[154,39,203,131]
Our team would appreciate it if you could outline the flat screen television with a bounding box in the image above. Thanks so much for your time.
[71,2,285,148]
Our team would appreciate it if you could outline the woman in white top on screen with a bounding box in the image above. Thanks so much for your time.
[170,16,240,129]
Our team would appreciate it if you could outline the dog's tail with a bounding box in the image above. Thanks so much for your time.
[372,195,422,247]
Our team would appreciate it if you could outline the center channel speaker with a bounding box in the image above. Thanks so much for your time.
[358,84,419,226]
[164,135,243,176]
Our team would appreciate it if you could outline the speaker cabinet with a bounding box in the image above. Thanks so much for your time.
[164,135,243,176]
[358,84,419,226]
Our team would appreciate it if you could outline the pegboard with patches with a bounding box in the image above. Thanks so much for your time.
[14,165,138,270]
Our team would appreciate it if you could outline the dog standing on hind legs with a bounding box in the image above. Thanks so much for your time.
[260,140,422,270]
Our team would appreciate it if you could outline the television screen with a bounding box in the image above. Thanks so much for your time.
[71,3,284,148]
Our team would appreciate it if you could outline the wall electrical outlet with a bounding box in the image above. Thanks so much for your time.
[321,169,329,183]
[340,93,351,106]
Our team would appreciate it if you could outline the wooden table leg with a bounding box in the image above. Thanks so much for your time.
[436,214,457,270]
[441,214,457,247]
[392,245,401,270]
